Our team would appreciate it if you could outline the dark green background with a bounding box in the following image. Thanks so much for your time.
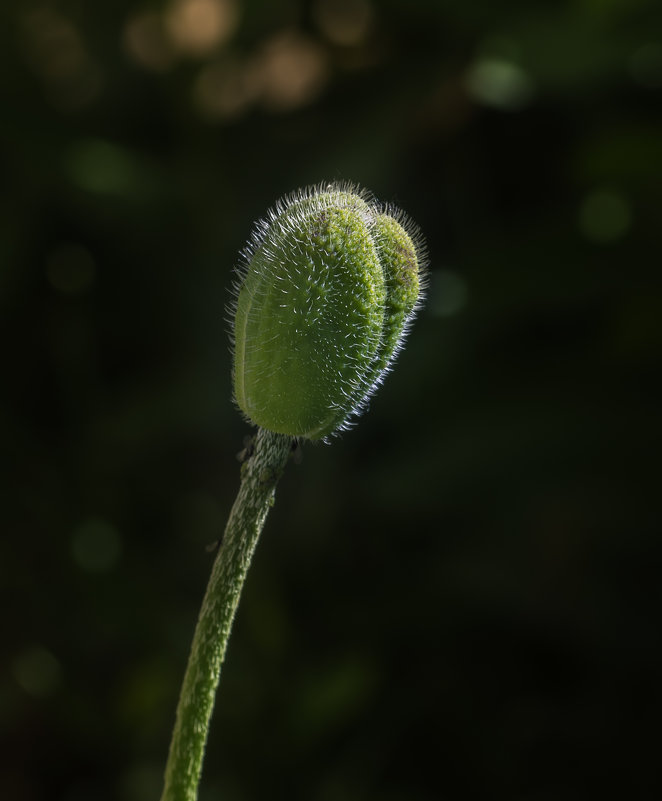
[2,1,661,799]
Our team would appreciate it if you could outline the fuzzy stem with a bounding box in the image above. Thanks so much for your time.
[160,428,292,801]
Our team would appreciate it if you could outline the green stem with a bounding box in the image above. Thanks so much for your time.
[160,428,292,801]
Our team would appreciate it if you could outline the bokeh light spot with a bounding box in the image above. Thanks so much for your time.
[123,12,176,72]
[428,270,468,318]
[71,518,122,573]
[66,139,137,195]
[193,58,262,120]
[46,243,96,295]
[13,646,62,697]
[466,58,534,110]
[20,8,102,109]
[21,8,86,80]
[312,0,374,47]
[629,43,662,88]
[165,0,239,57]
[256,31,328,112]
[194,33,328,116]
[578,189,632,243]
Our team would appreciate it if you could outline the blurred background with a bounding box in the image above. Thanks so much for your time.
[2,0,661,799]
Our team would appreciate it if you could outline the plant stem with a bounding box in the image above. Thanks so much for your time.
[160,428,292,801]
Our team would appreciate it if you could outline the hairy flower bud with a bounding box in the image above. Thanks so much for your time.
[230,183,426,440]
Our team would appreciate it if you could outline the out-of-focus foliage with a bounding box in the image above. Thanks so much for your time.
[1,1,661,799]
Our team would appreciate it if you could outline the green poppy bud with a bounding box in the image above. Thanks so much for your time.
[231,183,426,440]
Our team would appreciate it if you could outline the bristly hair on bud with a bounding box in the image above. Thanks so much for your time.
[228,181,428,441]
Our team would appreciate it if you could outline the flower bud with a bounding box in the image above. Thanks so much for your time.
[231,183,426,440]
